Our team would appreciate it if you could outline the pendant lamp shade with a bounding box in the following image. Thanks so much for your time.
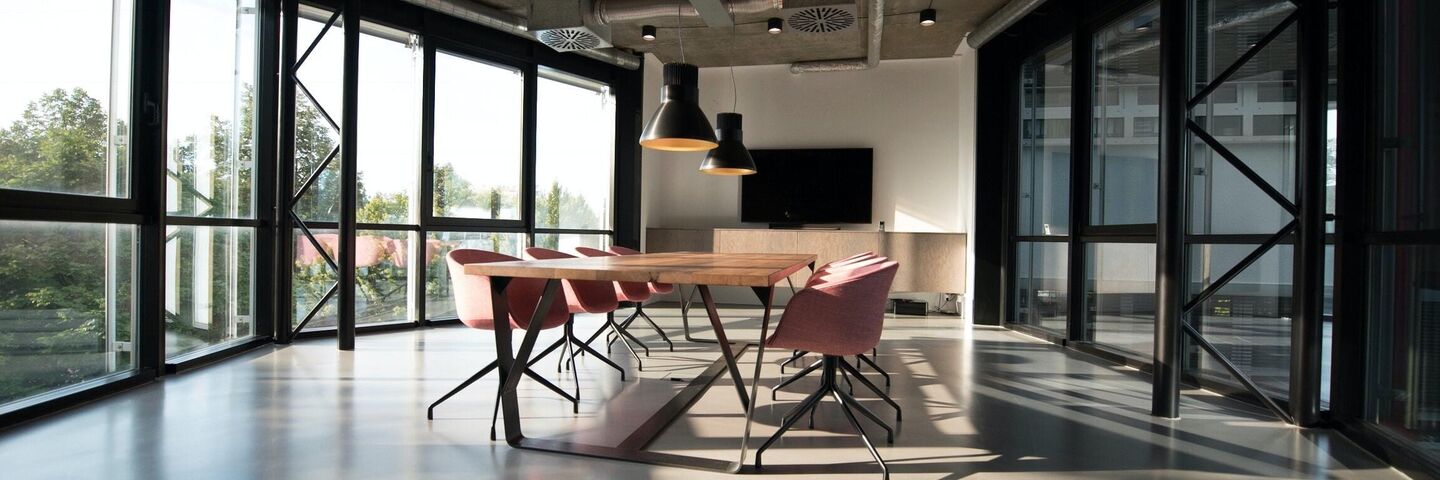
[700,113,756,175]
[640,63,718,151]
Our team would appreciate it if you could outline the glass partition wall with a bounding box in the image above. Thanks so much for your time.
[987,0,1438,474]
[278,0,635,345]
[1003,0,1331,389]
[0,0,145,414]
[164,0,263,360]
[0,0,639,424]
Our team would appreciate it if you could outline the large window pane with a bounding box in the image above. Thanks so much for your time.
[291,229,414,328]
[535,71,614,230]
[432,52,523,220]
[356,23,421,225]
[533,233,609,252]
[165,226,254,357]
[1190,243,1293,399]
[0,221,135,408]
[425,231,526,320]
[1374,1,1440,232]
[1091,3,1159,226]
[1018,41,1072,237]
[1014,241,1068,333]
[1367,245,1440,460]
[292,228,338,329]
[1088,243,1157,357]
[1366,0,1440,464]
[291,11,343,223]
[166,0,259,218]
[0,1,133,198]
[1190,0,1298,236]
[355,230,412,325]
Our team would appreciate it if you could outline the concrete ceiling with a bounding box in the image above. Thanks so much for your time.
[464,0,1012,67]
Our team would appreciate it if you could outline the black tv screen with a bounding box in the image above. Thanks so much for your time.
[740,148,873,225]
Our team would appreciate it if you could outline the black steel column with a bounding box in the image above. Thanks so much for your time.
[612,67,644,249]
[133,0,170,371]
[521,63,539,244]
[1152,0,1190,419]
[275,0,298,344]
[337,0,360,350]
[416,43,435,326]
[259,0,284,343]
[1329,0,1373,421]
[1069,23,1094,343]
[269,0,293,341]
[1290,0,1328,426]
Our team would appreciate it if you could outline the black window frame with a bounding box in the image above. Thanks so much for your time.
[0,0,642,429]
[278,0,642,339]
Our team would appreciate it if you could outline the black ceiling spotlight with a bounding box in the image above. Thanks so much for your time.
[640,63,718,151]
[700,113,757,175]
[920,8,937,27]
[767,17,783,34]
[642,25,657,41]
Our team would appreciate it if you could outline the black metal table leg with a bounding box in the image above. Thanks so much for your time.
[477,269,800,474]
[697,285,750,409]
[680,284,719,344]
[493,277,562,444]
[737,285,776,468]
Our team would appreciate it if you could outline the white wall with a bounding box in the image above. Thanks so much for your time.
[640,47,980,318]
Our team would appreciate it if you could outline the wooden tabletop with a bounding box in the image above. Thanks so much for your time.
[463,251,817,287]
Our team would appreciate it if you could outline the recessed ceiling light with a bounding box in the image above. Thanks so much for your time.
[642,25,656,41]
[767,17,783,34]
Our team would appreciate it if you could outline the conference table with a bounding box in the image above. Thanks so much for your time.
[463,251,816,472]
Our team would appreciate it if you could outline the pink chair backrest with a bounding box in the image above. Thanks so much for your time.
[524,247,619,314]
[606,245,674,294]
[820,251,877,272]
[608,245,642,255]
[808,255,885,287]
[295,233,392,268]
[770,259,899,356]
[386,238,409,268]
[446,249,569,331]
[354,235,387,268]
[574,247,651,302]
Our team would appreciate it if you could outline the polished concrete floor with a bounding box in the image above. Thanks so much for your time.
[0,304,1405,479]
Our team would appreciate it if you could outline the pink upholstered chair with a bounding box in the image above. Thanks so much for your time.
[427,249,577,440]
[608,246,675,294]
[607,246,688,349]
[576,246,672,353]
[525,247,642,372]
[755,259,900,477]
[780,252,892,387]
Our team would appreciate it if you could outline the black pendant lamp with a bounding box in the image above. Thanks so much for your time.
[639,64,717,151]
[700,113,756,175]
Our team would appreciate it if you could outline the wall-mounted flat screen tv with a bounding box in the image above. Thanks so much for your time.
[740,148,873,225]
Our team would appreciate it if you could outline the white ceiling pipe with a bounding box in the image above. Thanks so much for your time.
[594,0,782,25]
[966,0,1047,49]
[789,0,883,73]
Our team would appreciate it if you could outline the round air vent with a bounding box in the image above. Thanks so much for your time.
[787,7,856,33]
[538,29,602,51]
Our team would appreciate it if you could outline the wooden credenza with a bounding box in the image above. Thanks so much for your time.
[646,227,966,295]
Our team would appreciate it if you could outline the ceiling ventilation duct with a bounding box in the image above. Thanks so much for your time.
[781,1,857,33]
[593,0,783,24]
[394,0,640,69]
[789,0,881,73]
[530,0,614,52]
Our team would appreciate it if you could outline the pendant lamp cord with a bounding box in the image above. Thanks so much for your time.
[676,1,685,63]
[729,4,738,111]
